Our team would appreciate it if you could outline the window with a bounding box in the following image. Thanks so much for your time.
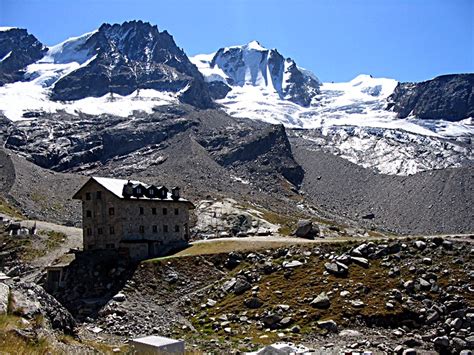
[152,207,157,215]
[109,207,115,216]
[163,208,168,215]
[139,207,144,215]
[86,210,92,217]
[96,191,102,199]
[86,228,92,236]
[109,226,115,235]
[163,225,168,233]
[98,228,103,235]
[86,193,91,200]
[152,225,158,233]
[136,187,142,194]
[175,225,180,232]
[174,208,179,215]
[139,225,145,233]
[106,243,115,249]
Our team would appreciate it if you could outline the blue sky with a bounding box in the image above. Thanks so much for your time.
[1,0,472,82]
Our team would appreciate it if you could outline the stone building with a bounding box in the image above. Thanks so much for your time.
[73,177,194,260]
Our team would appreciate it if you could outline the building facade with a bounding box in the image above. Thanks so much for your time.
[73,177,194,260]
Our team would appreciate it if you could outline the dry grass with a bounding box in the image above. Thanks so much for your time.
[188,245,473,347]
[0,197,23,219]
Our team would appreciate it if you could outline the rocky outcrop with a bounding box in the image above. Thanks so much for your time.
[12,282,76,334]
[211,124,304,186]
[0,28,46,85]
[387,74,474,121]
[50,21,213,108]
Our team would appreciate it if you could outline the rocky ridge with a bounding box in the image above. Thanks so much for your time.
[388,74,474,121]
[0,27,46,86]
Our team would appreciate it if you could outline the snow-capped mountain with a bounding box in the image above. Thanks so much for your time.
[192,45,473,139]
[0,22,472,176]
[0,21,212,121]
[191,41,320,107]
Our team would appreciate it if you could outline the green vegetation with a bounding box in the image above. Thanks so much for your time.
[0,197,23,219]
[41,230,67,251]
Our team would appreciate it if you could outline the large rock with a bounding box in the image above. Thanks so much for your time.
[317,319,338,333]
[294,220,319,238]
[324,262,348,276]
[233,278,251,295]
[310,292,330,309]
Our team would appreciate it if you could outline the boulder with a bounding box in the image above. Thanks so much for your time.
[317,320,338,333]
[310,292,330,309]
[244,297,263,309]
[294,220,319,238]
[234,278,251,295]
[324,262,348,276]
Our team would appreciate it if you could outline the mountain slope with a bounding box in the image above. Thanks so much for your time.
[0,27,46,86]
[50,21,212,108]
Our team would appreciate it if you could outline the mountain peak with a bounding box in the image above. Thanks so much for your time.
[192,42,320,106]
[245,40,266,51]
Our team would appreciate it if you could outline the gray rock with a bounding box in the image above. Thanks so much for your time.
[350,256,370,268]
[414,240,427,250]
[282,260,303,268]
[324,262,348,276]
[234,278,251,295]
[465,335,474,348]
[112,293,126,302]
[310,292,330,309]
[294,220,319,238]
[222,278,237,293]
[244,297,263,309]
[317,320,338,333]
[433,335,450,348]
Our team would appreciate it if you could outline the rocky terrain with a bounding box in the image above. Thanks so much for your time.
[33,235,472,354]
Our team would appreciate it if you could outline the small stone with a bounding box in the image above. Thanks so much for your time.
[112,293,126,302]
[386,302,394,310]
[402,349,417,355]
[340,290,350,297]
[350,300,365,308]
[282,260,303,268]
[414,240,427,250]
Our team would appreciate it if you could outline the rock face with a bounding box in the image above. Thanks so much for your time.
[0,28,46,85]
[192,41,321,106]
[211,124,304,187]
[50,21,213,108]
[387,74,474,121]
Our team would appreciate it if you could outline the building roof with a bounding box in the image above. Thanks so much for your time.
[131,335,184,347]
[73,177,193,205]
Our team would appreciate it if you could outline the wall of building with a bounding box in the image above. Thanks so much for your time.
[77,181,191,257]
